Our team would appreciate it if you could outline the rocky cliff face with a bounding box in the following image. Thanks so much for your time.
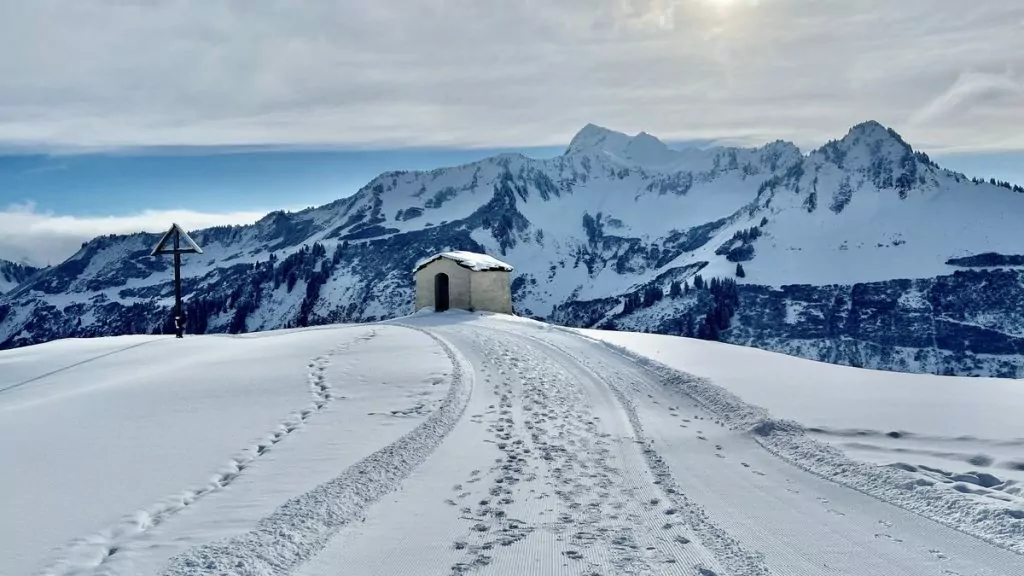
[2,121,1023,377]
[577,269,1024,378]
[730,270,1024,378]
[0,259,42,295]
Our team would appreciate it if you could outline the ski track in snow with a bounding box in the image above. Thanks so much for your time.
[160,325,472,575]
[0,339,161,395]
[39,330,379,576]
[572,330,1024,557]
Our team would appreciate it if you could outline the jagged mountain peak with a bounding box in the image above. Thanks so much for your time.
[827,120,913,155]
[809,120,921,191]
[846,119,889,137]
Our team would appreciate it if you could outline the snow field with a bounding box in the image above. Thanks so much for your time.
[2,331,337,576]
[4,312,1023,576]
[578,333,1024,439]
[581,330,1024,506]
[0,325,457,576]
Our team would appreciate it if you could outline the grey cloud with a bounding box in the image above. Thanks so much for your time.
[0,0,1021,151]
[911,71,1023,124]
[0,203,270,266]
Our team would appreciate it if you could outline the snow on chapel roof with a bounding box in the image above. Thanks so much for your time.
[414,251,514,273]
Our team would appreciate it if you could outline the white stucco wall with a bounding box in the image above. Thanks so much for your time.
[469,270,513,314]
[414,259,513,314]
[415,259,472,311]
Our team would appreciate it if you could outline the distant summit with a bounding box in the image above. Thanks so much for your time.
[566,124,677,167]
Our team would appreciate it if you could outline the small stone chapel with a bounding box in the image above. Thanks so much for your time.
[414,251,514,314]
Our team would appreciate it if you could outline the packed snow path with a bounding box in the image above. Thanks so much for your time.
[297,315,1024,576]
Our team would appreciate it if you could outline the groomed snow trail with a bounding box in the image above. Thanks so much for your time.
[301,316,762,576]
[301,314,1023,576]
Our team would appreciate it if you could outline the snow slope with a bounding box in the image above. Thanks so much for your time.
[581,331,1024,439]
[0,325,456,576]
[3,314,1022,576]
[582,330,1024,528]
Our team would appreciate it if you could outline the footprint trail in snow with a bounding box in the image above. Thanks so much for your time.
[442,328,737,576]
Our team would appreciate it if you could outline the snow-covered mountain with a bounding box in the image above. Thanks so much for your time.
[0,259,41,295]
[2,121,1023,376]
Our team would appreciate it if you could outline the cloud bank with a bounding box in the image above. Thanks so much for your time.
[0,204,267,266]
[0,0,1021,153]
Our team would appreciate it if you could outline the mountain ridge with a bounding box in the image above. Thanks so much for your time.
[2,120,1023,377]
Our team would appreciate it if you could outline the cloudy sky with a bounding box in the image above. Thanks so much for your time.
[1,0,1022,265]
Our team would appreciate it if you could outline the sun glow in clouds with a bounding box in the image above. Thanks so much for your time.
[701,0,758,13]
